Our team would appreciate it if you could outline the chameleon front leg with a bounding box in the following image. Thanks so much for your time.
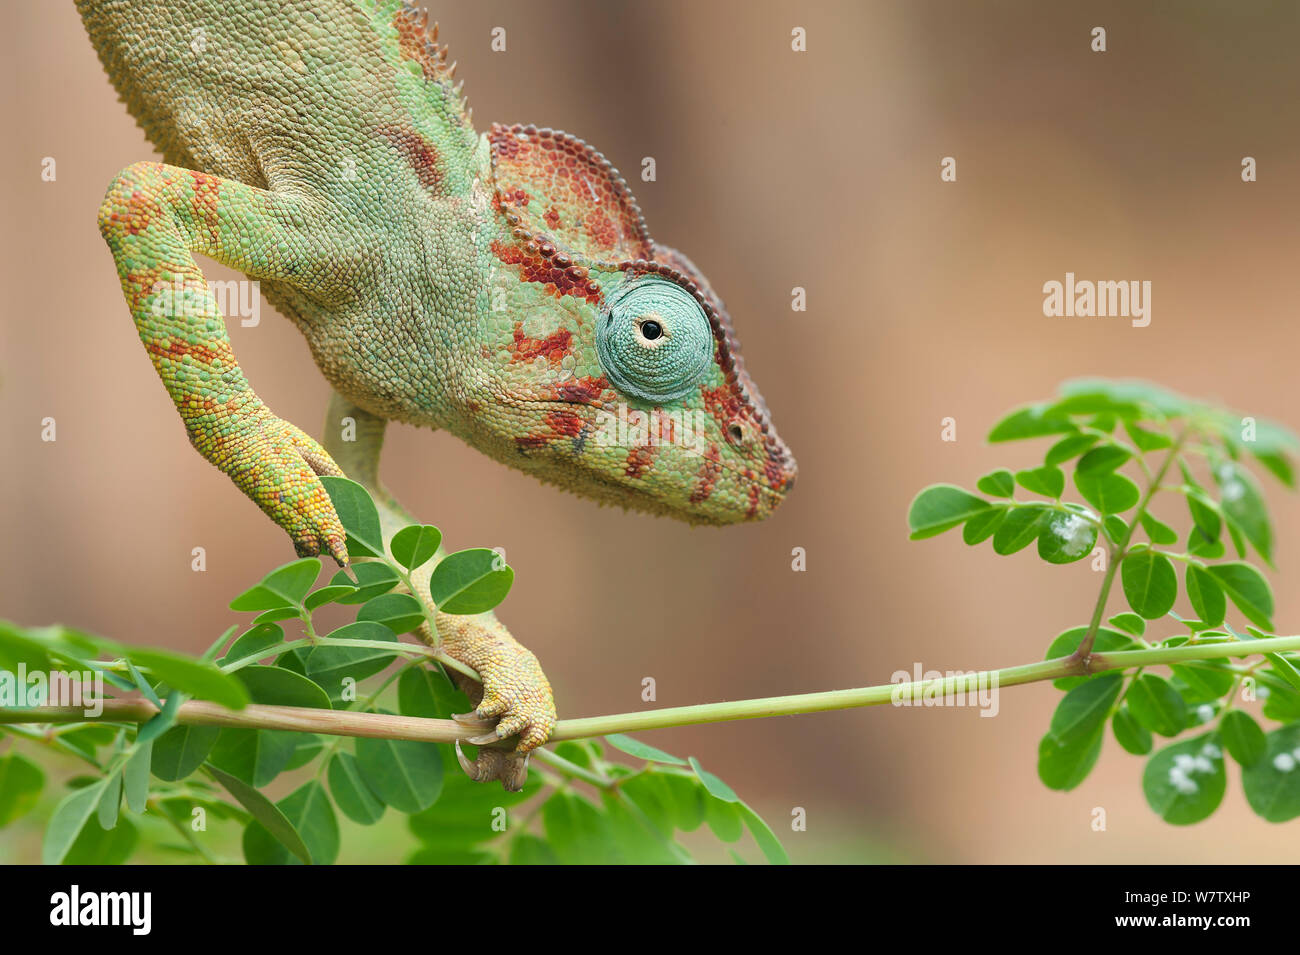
[98,162,349,561]
[321,392,556,790]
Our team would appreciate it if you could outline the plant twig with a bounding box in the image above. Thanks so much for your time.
[4,633,1298,743]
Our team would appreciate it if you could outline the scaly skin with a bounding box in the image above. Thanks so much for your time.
[78,0,796,788]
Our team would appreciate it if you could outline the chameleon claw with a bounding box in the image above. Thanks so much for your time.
[468,730,502,745]
[452,711,495,731]
[454,740,529,792]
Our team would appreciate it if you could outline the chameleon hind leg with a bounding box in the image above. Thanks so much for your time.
[98,161,350,562]
[321,392,555,791]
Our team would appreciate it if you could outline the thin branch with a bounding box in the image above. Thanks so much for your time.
[4,634,1298,744]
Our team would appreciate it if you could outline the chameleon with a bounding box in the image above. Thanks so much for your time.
[77,0,797,789]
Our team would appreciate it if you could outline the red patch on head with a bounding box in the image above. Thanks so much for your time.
[624,445,658,479]
[490,239,602,304]
[509,322,572,365]
[555,376,610,404]
[488,124,652,262]
[689,444,723,504]
[378,125,444,192]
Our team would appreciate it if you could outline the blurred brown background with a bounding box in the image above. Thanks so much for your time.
[4,0,1300,862]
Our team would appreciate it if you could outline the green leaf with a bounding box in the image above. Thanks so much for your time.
[206,765,309,859]
[1213,462,1273,565]
[1108,613,1145,636]
[1103,514,1129,546]
[704,794,745,842]
[1143,734,1226,825]
[398,665,460,719]
[64,816,137,865]
[543,791,618,864]
[285,734,324,771]
[303,585,356,611]
[1241,724,1300,822]
[1184,564,1226,627]
[1015,465,1064,498]
[987,405,1074,442]
[390,524,443,571]
[230,558,321,611]
[1074,471,1140,514]
[327,752,386,825]
[320,475,385,559]
[42,781,105,865]
[125,648,249,710]
[689,757,740,803]
[1076,445,1131,475]
[604,734,688,766]
[137,690,183,743]
[1169,663,1235,704]
[992,507,1051,555]
[240,779,337,865]
[1187,493,1222,542]
[1124,421,1173,452]
[509,834,560,865]
[221,623,285,664]
[306,622,399,694]
[1265,652,1300,692]
[233,665,333,710]
[1126,674,1188,737]
[331,562,401,604]
[1037,510,1098,564]
[738,803,790,865]
[1206,562,1274,630]
[907,484,991,539]
[1121,548,1177,619]
[1138,511,1178,546]
[976,469,1015,498]
[1057,378,1193,417]
[1038,674,1123,791]
[124,741,152,813]
[1112,706,1152,755]
[0,752,44,826]
[151,725,221,781]
[1187,528,1225,559]
[355,726,444,814]
[429,548,515,614]
[1219,710,1266,767]
[356,593,427,635]
[208,728,298,788]
[128,662,162,709]
[962,507,1006,545]
[96,770,121,830]
[1045,433,1099,466]
[1250,449,1295,488]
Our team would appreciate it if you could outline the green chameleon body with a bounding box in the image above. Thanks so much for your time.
[78,0,796,787]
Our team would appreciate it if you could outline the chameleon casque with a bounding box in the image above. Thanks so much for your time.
[78,0,796,789]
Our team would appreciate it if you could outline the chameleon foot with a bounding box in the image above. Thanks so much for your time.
[215,411,350,564]
[439,613,556,791]
[454,740,530,791]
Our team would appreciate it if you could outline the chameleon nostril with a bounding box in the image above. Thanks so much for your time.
[726,423,744,444]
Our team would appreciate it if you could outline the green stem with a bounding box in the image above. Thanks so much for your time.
[6,633,1298,744]
[1076,432,1186,660]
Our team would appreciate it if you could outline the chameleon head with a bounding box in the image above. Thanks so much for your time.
[460,124,796,525]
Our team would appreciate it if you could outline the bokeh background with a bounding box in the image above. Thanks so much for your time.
[4,0,1300,862]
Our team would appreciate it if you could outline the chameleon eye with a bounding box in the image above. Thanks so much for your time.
[596,277,713,403]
